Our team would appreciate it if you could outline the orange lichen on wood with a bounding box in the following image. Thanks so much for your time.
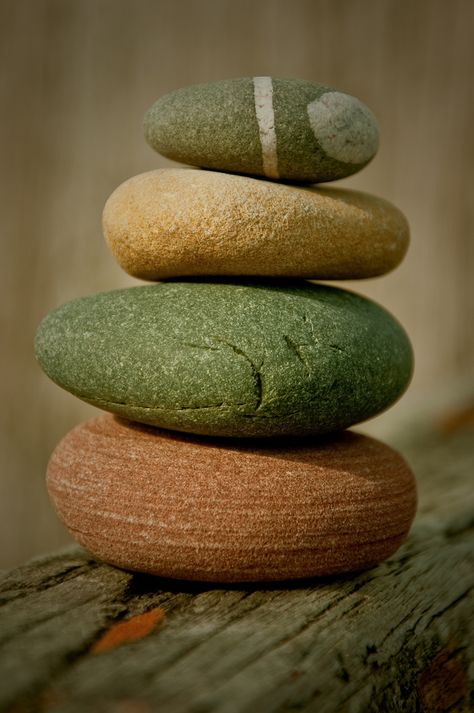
[418,644,467,712]
[436,402,474,435]
[90,608,165,654]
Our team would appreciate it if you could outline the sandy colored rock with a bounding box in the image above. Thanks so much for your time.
[103,168,409,281]
[144,77,379,182]
[47,415,417,582]
[34,280,413,438]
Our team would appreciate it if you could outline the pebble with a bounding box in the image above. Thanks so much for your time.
[144,77,379,182]
[103,168,409,280]
[35,280,413,438]
[47,415,417,582]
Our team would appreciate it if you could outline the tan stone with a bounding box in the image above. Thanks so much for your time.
[103,168,409,280]
[47,415,417,582]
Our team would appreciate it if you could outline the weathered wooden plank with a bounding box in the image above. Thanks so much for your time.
[0,426,473,712]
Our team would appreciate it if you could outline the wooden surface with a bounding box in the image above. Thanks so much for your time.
[1,423,473,713]
[1,0,474,567]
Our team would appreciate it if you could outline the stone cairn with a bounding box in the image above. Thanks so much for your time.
[36,77,417,582]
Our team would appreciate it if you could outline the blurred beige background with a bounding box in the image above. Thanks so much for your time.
[1,0,473,570]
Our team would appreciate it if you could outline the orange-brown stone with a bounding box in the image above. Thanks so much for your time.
[47,415,417,582]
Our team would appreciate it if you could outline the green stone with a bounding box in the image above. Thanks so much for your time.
[144,78,379,183]
[35,281,412,437]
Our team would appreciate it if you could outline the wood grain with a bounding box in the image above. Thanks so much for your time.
[1,0,473,568]
[0,423,472,712]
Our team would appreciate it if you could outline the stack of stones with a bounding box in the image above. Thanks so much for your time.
[35,77,417,582]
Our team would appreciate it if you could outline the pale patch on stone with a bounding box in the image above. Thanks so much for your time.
[253,76,279,179]
[307,91,379,165]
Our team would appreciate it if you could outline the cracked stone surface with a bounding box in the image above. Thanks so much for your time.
[35,280,413,437]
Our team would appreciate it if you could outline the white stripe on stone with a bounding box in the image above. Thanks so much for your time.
[253,76,279,179]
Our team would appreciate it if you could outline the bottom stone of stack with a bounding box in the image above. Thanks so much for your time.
[47,415,417,582]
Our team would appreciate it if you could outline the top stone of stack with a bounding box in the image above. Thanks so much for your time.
[144,77,379,183]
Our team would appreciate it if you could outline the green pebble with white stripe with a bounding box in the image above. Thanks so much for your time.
[144,77,379,183]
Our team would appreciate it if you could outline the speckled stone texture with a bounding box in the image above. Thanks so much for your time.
[103,169,409,281]
[144,77,379,182]
[35,280,413,437]
[47,415,417,582]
